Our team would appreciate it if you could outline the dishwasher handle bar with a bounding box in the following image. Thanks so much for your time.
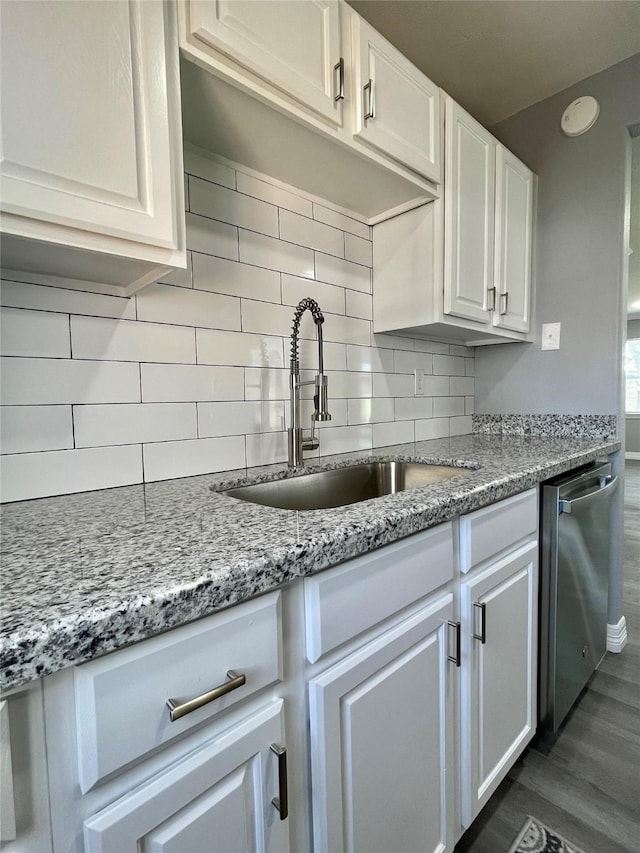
[559,474,618,514]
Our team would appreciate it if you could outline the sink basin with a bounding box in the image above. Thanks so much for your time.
[223,461,471,511]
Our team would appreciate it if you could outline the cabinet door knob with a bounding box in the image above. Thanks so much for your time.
[363,78,375,120]
[447,620,461,667]
[473,602,487,644]
[333,57,344,102]
[166,670,246,722]
[270,743,289,820]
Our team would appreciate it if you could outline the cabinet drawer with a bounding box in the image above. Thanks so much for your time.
[304,522,454,663]
[74,592,281,792]
[460,489,537,573]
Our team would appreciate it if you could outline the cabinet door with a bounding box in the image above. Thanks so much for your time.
[443,97,495,325]
[459,542,538,828]
[351,15,440,182]
[0,0,182,252]
[186,0,342,127]
[309,595,455,853]
[83,701,289,853]
[493,147,534,333]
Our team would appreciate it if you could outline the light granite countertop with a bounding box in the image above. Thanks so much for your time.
[0,432,620,692]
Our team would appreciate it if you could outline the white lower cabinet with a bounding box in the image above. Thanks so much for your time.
[308,595,455,853]
[83,700,289,853]
[3,492,539,852]
[459,540,538,828]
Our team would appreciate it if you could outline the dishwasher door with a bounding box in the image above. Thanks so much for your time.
[540,462,618,732]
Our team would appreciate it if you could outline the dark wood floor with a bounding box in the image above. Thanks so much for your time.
[455,460,640,853]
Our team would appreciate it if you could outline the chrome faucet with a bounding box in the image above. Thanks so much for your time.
[288,298,331,467]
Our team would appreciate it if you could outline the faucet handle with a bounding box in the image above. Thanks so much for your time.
[313,374,331,422]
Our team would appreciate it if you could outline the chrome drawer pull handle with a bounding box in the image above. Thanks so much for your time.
[500,291,509,316]
[363,78,375,120]
[166,670,246,722]
[333,57,344,101]
[270,743,289,820]
[473,602,486,644]
[447,620,461,667]
[487,286,496,312]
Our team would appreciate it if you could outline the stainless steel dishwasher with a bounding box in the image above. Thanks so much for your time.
[539,461,618,732]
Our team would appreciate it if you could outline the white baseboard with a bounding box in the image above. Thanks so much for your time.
[607,617,627,653]
[626,452,640,460]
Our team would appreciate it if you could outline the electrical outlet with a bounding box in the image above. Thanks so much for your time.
[541,322,561,350]
[415,368,425,395]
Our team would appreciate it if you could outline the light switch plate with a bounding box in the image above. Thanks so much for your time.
[414,368,425,395]
[541,323,561,350]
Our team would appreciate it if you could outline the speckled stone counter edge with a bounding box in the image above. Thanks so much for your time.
[0,432,621,692]
[473,414,617,440]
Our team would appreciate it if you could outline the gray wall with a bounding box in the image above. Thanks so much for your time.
[476,54,640,415]
[627,319,640,454]
[475,53,640,629]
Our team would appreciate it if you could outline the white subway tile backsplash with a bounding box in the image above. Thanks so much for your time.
[0,279,136,319]
[184,148,236,189]
[245,367,289,401]
[281,274,345,316]
[1,307,70,357]
[415,418,450,441]
[346,345,394,373]
[245,431,288,468]
[393,350,433,374]
[143,435,246,481]
[1,158,474,500]
[345,289,372,320]
[199,401,285,437]
[424,376,451,397]
[450,415,473,436]
[433,397,465,417]
[316,253,370,293]
[74,403,197,448]
[72,316,196,364]
[192,253,280,303]
[279,210,344,257]
[372,420,414,447]
[190,176,279,237]
[373,373,414,397]
[312,204,369,240]
[394,397,433,421]
[319,424,372,456]
[239,229,314,277]
[237,172,312,216]
[0,406,73,454]
[450,377,475,396]
[344,233,372,267]
[433,354,466,376]
[348,398,394,425]
[186,212,239,260]
[197,329,284,368]
[141,364,244,403]
[0,357,140,405]
[137,284,240,331]
[0,445,143,502]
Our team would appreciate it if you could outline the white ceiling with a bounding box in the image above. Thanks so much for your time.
[347,0,640,127]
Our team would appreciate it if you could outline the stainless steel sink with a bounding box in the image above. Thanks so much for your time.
[223,461,471,511]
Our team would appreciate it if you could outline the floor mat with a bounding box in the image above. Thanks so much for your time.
[507,816,587,853]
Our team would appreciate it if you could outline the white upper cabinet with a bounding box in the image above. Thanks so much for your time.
[179,0,440,223]
[443,99,496,324]
[0,0,186,296]
[187,0,343,127]
[351,14,440,183]
[493,146,534,333]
